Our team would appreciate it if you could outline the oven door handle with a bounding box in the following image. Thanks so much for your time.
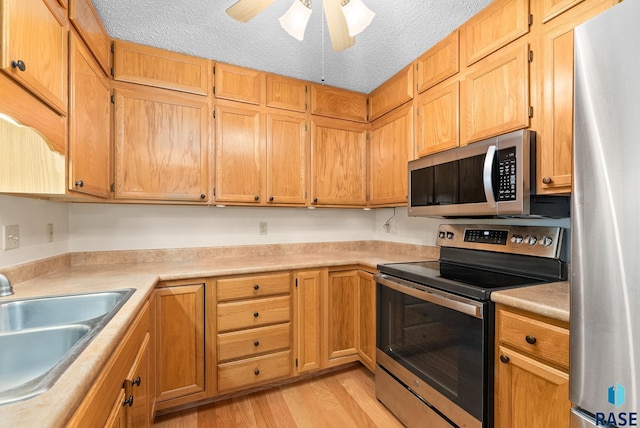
[483,145,497,208]
[376,274,484,319]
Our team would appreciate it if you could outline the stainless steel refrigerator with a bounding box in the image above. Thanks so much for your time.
[572,0,640,426]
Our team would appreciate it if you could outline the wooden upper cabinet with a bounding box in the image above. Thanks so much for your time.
[266,74,307,112]
[1,0,68,115]
[462,0,530,66]
[214,62,264,105]
[461,39,530,144]
[310,85,367,123]
[68,31,111,198]
[416,80,459,157]
[266,111,308,205]
[415,30,459,93]
[540,0,585,23]
[368,65,413,122]
[69,0,111,75]
[113,85,209,201]
[369,102,412,206]
[214,101,264,204]
[310,117,368,207]
[113,40,209,96]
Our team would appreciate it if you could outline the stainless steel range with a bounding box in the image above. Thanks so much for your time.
[375,224,567,428]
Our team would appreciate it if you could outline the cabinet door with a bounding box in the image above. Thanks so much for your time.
[369,103,412,206]
[1,0,68,115]
[534,0,617,194]
[310,85,367,123]
[214,62,263,105]
[357,271,376,372]
[155,284,207,405]
[266,111,308,205]
[214,102,264,204]
[69,0,111,75]
[462,39,530,144]
[266,74,307,112]
[125,333,151,428]
[113,86,209,201]
[368,65,413,121]
[325,270,358,365]
[495,346,570,428]
[310,117,368,206]
[68,31,111,198]
[415,30,459,93]
[104,389,127,428]
[295,270,323,374]
[415,80,459,157]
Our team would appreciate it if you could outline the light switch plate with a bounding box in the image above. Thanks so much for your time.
[3,225,19,250]
[259,222,268,235]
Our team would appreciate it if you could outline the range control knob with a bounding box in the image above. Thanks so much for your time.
[446,232,454,239]
[438,231,446,239]
[540,236,553,247]
[525,235,538,246]
[511,235,524,244]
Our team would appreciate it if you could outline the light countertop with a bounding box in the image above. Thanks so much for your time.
[491,281,570,323]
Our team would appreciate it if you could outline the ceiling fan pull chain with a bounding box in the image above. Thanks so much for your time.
[321,0,325,83]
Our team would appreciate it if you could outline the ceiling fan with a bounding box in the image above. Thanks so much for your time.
[226,0,375,51]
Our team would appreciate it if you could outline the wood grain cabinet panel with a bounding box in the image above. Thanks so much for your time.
[462,0,530,66]
[416,80,459,157]
[113,86,209,202]
[214,62,264,105]
[415,30,459,93]
[310,117,368,207]
[69,0,111,75]
[295,270,324,374]
[113,40,209,95]
[357,270,376,372]
[541,0,585,23]
[266,74,307,112]
[217,323,291,362]
[217,296,291,333]
[461,39,530,144]
[217,272,291,302]
[325,270,359,365]
[368,65,413,121]
[217,350,292,393]
[310,84,367,123]
[369,103,412,206]
[1,0,68,115]
[68,31,111,198]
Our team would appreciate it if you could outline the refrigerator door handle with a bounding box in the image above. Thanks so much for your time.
[570,408,598,427]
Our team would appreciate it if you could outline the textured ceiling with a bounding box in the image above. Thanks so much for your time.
[91,0,491,93]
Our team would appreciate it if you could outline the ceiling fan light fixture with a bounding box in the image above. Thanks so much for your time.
[279,0,312,41]
[341,0,375,37]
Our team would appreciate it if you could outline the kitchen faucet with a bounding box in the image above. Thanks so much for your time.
[0,274,13,297]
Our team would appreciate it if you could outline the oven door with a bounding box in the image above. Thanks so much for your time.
[376,273,488,428]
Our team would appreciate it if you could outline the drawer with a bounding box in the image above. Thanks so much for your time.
[218,350,292,392]
[498,308,569,368]
[217,273,291,302]
[218,323,291,362]
[217,296,291,332]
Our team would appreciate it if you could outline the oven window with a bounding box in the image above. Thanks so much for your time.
[377,283,485,421]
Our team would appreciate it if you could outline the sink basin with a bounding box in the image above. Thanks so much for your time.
[0,289,134,405]
[0,290,133,333]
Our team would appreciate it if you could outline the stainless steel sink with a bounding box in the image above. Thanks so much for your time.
[0,289,134,405]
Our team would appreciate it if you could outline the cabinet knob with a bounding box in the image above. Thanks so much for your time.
[269,196,274,202]
[254,195,260,201]
[253,312,259,318]
[131,376,141,387]
[499,355,510,364]
[122,395,134,407]
[313,198,318,204]
[74,180,84,188]
[11,60,26,72]
[542,177,552,185]
[254,369,260,376]
[200,194,206,199]
[253,284,260,291]
[254,340,260,347]
[525,335,537,345]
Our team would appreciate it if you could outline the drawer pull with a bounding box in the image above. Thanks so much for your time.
[499,355,510,364]
[254,369,260,376]
[254,284,260,290]
[254,340,260,347]
[253,312,259,318]
[11,60,26,72]
[525,335,537,344]
[122,395,134,407]
[131,376,141,387]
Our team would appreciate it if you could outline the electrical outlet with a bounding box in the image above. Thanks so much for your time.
[259,222,268,235]
[3,225,20,250]
[47,223,54,242]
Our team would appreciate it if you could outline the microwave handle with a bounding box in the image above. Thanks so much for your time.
[483,145,497,208]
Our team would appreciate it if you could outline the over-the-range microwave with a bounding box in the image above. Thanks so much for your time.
[408,129,570,218]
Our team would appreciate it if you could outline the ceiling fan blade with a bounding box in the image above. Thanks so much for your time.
[323,0,355,51]
[226,0,277,22]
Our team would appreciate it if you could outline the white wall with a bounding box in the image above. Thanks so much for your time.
[0,195,69,267]
[68,203,377,252]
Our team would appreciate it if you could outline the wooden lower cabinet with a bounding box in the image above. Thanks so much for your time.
[68,301,152,428]
[154,280,210,410]
[357,270,376,372]
[494,305,570,428]
[294,269,324,373]
[325,270,359,366]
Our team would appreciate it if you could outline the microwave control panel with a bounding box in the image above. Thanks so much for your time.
[497,147,517,201]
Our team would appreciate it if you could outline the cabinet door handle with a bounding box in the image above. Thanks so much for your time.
[131,376,141,387]
[254,340,260,347]
[254,369,260,376]
[200,193,206,199]
[253,312,259,318]
[542,177,552,185]
[269,196,274,202]
[254,195,260,201]
[74,180,84,188]
[253,284,260,291]
[313,198,318,204]
[122,395,134,407]
[11,60,26,72]
[525,335,537,344]
[499,355,510,364]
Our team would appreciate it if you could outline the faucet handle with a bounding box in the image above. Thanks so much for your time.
[0,274,14,297]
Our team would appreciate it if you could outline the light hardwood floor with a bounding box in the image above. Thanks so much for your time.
[153,366,403,428]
